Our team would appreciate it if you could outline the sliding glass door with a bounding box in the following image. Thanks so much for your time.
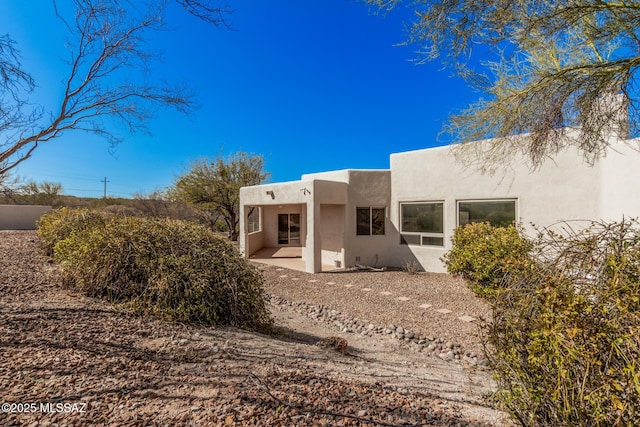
[278,213,300,245]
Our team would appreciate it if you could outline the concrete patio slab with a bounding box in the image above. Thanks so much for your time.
[250,247,336,272]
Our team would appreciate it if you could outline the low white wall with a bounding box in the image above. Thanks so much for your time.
[246,230,264,256]
[0,205,52,230]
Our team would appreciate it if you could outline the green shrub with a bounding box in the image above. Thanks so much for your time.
[442,222,534,299]
[36,207,112,256]
[49,215,272,331]
[488,219,640,426]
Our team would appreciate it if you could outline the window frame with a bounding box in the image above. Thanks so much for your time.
[399,201,445,247]
[247,206,261,234]
[356,206,386,236]
[457,199,517,227]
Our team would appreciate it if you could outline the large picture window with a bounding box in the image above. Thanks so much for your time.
[458,200,516,227]
[356,207,385,236]
[400,202,444,246]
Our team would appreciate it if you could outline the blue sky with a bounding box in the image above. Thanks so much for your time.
[1,1,478,198]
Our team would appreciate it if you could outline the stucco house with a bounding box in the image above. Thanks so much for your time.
[239,104,639,273]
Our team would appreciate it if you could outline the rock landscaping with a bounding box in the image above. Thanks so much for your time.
[269,295,487,366]
[259,264,492,359]
[0,230,509,426]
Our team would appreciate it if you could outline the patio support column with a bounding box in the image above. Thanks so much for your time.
[305,187,322,273]
[239,204,247,258]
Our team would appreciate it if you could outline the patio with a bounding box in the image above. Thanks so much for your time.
[249,247,338,272]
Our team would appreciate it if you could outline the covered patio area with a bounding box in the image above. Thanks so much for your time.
[240,178,348,273]
[249,247,339,272]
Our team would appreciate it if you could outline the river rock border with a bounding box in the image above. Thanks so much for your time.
[269,294,488,367]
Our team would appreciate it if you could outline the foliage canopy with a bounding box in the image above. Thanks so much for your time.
[367,0,639,172]
[442,222,534,300]
[168,152,268,240]
[37,208,273,331]
[444,219,640,425]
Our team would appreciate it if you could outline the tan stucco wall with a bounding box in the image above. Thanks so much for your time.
[341,170,394,268]
[319,204,345,267]
[240,180,311,261]
[246,229,264,257]
[240,180,313,205]
[302,170,350,183]
[261,204,306,248]
[0,205,52,230]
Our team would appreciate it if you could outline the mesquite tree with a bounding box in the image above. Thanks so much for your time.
[168,152,269,241]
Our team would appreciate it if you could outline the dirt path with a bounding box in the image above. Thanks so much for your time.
[0,231,509,426]
[270,305,504,422]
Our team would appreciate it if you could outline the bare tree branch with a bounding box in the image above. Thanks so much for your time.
[177,0,233,28]
[0,0,197,176]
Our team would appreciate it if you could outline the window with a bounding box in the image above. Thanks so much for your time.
[458,200,516,227]
[356,207,385,236]
[400,202,444,246]
[247,207,260,233]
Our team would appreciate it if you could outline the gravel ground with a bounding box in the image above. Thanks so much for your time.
[259,265,492,358]
[0,231,508,426]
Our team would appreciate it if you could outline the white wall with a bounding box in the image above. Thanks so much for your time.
[239,178,349,272]
[599,138,640,221]
[241,136,640,274]
[389,142,607,272]
[240,180,312,258]
[0,205,52,230]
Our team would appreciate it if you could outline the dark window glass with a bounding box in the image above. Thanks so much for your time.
[357,207,385,236]
[401,203,443,233]
[371,208,385,235]
[400,234,421,245]
[422,236,444,246]
[458,200,516,227]
[356,208,371,235]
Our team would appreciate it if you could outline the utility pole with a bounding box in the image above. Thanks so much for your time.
[102,176,109,198]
